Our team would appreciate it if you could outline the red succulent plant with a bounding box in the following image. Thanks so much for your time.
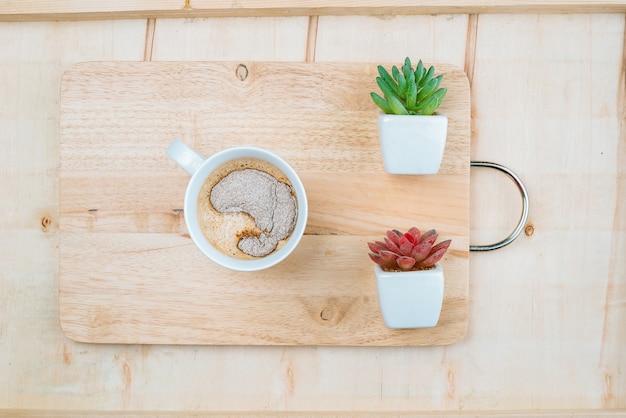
[368,227,451,272]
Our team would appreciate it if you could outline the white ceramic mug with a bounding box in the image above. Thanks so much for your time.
[166,139,308,272]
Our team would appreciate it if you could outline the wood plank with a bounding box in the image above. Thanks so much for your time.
[58,61,470,345]
[59,233,469,345]
[315,14,469,67]
[466,12,626,409]
[2,411,626,418]
[1,0,626,21]
[150,17,310,61]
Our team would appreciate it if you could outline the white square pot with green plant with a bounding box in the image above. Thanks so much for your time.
[371,58,448,175]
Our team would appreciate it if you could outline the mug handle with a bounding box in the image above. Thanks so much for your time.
[166,139,206,176]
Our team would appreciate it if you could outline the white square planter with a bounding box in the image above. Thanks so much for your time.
[378,113,448,175]
[374,263,444,328]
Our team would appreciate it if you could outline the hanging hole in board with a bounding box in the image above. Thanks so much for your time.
[236,64,248,81]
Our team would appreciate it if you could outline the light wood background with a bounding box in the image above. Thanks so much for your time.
[0,3,625,417]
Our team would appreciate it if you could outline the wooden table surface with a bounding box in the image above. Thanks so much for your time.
[0,4,624,416]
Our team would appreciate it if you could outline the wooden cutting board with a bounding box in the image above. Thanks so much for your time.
[59,61,470,346]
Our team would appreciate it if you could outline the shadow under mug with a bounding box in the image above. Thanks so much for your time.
[166,139,308,272]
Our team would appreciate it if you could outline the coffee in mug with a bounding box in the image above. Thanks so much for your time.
[196,157,297,259]
[166,139,308,272]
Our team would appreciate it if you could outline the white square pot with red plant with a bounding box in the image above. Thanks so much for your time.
[367,227,451,329]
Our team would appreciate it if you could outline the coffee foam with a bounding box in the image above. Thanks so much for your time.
[197,158,295,260]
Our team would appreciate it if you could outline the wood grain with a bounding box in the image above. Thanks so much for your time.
[1,0,626,21]
[58,61,470,345]
[3,12,625,416]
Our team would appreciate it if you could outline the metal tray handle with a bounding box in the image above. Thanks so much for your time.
[469,161,530,252]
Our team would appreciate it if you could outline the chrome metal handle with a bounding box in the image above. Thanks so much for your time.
[470,161,529,252]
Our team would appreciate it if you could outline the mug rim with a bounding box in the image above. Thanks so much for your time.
[183,146,308,272]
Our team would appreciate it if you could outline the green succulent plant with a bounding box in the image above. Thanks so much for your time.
[371,57,447,116]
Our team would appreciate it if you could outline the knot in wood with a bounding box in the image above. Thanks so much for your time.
[41,216,52,231]
[320,309,333,321]
[235,64,248,81]
[524,223,535,236]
